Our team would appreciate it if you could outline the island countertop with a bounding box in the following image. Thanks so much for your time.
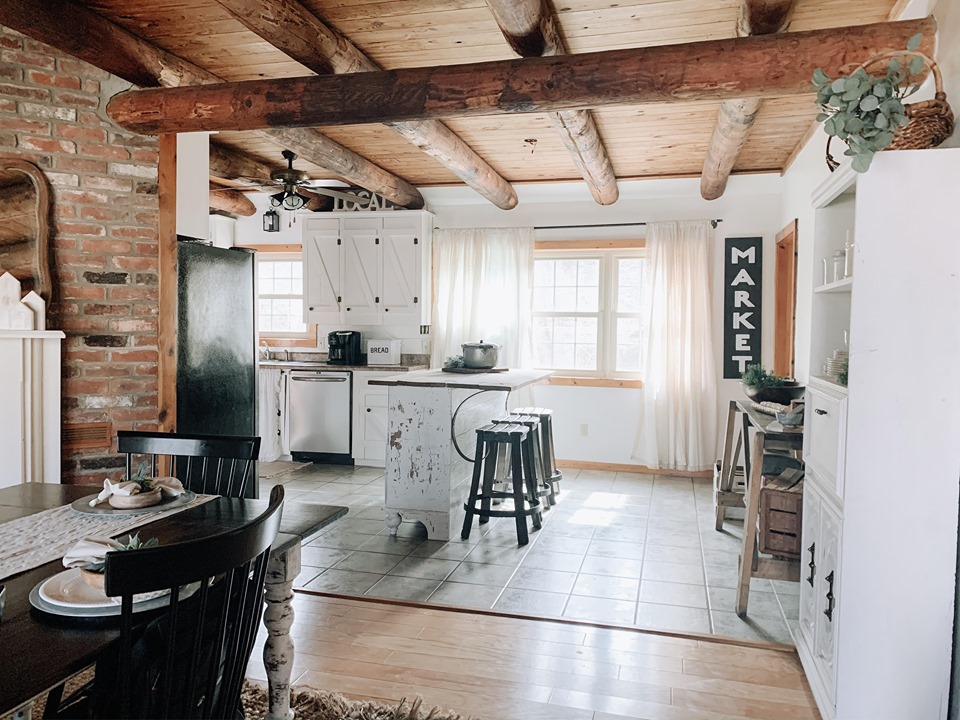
[369,368,552,391]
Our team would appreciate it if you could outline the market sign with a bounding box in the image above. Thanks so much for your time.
[723,237,762,379]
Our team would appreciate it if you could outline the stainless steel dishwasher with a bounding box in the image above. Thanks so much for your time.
[287,369,352,463]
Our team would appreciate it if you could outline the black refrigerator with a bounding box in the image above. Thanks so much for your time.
[175,239,258,497]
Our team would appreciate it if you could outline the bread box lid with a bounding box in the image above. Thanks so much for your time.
[366,339,401,365]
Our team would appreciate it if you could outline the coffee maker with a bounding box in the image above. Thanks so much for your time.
[327,330,362,365]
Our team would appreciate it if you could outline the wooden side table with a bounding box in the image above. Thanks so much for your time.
[715,401,803,616]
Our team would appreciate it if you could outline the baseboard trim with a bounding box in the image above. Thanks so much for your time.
[557,459,712,478]
[294,589,797,653]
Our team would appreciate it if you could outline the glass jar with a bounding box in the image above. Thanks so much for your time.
[844,231,855,278]
[832,251,845,283]
[822,257,830,286]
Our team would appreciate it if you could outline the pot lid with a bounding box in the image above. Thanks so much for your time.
[462,340,500,349]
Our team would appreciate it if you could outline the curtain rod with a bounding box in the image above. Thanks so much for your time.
[534,220,722,230]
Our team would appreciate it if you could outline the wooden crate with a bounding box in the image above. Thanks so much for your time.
[759,470,804,559]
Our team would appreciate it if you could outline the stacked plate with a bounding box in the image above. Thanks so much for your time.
[825,349,848,377]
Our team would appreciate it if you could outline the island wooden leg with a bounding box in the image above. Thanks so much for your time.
[263,545,300,720]
[385,510,402,536]
[736,432,766,617]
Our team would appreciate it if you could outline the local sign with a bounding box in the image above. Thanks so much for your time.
[723,237,762,379]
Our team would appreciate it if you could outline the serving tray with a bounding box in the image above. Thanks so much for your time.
[71,490,196,516]
[441,367,509,374]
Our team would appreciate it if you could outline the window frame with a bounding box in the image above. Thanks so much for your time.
[249,246,317,348]
[532,241,646,384]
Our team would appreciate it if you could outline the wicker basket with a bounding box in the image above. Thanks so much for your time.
[826,51,954,171]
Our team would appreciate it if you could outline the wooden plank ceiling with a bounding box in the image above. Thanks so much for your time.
[82,0,897,189]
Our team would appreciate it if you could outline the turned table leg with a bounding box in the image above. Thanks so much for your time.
[263,544,301,720]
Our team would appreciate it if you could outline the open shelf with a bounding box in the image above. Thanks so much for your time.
[814,277,853,294]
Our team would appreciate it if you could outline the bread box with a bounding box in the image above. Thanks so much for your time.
[366,339,401,365]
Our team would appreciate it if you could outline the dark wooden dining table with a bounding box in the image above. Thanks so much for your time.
[0,484,347,720]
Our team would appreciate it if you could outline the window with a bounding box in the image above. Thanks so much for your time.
[257,254,309,338]
[532,251,646,378]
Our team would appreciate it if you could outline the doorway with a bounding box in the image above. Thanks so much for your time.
[774,219,798,378]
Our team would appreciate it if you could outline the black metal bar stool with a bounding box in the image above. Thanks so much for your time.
[512,406,562,501]
[492,412,555,508]
[461,422,543,546]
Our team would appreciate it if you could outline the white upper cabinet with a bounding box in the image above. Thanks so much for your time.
[303,210,433,327]
[302,217,341,324]
[341,217,381,325]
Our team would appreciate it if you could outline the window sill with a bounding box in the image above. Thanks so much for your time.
[544,376,643,389]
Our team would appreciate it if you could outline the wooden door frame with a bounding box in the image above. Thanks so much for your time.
[773,219,798,378]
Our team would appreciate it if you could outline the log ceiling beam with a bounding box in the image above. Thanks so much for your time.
[215,0,517,209]
[208,183,257,217]
[104,18,936,135]
[0,0,424,209]
[701,0,798,200]
[486,0,618,205]
[209,142,332,211]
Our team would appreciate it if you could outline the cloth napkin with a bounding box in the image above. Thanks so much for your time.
[89,477,185,507]
[62,536,123,569]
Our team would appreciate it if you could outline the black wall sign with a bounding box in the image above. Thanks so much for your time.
[723,236,762,379]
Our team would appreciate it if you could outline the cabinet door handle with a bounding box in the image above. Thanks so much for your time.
[309,306,314,311]
[815,409,827,415]
[806,543,816,586]
[337,296,342,303]
[384,308,389,312]
[375,296,380,303]
[413,296,418,304]
[346,307,351,311]
[366,408,371,412]
[824,571,835,621]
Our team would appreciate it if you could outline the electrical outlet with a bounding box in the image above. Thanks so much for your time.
[580,423,588,437]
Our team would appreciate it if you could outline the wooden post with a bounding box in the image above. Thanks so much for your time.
[157,134,177,434]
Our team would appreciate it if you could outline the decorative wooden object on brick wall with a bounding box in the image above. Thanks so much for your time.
[62,422,113,450]
[0,156,52,302]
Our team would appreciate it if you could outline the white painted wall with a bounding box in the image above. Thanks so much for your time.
[176,133,210,240]
[423,176,784,466]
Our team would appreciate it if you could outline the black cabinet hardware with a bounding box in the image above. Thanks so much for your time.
[815,408,828,415]
[824,571,835,621]
[807,543,816,586]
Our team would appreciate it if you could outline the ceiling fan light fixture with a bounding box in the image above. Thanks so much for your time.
[281,188,308,210]
[263,207,280,233]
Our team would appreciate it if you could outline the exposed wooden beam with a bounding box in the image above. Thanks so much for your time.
[208,183,257,216]
[105,18,936,134]
[701,0,798,200]
[486,0,617,205]
[215,0,517,209]
[0,0,424,209]
[208,142,332,211]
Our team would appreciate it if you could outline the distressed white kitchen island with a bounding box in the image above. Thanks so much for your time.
[369,369,552,540]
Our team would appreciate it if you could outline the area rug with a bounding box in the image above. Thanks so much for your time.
[13,673,468,720]
[259,459,311,480]
[242,681,469,720]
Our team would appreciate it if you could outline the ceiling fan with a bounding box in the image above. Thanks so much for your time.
[265,150,375,210]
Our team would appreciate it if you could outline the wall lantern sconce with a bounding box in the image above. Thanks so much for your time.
[263,208,280,233]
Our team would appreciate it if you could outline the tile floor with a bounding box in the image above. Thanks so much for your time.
[261,462,799,645]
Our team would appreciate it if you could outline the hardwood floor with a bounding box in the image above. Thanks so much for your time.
[249,592,820,720]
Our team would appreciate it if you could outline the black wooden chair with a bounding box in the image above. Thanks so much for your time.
[117,430,261,498]
[47,485,284,720]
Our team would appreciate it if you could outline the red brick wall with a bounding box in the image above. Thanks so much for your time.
[0,26,160,482]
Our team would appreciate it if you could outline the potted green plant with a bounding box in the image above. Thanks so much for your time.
[812,33,953,173]
[741,364,805,404]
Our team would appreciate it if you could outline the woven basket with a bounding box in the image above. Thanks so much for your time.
[826,51,954,171]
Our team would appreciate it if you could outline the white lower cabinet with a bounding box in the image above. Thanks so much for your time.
[352,371,390,466]
[797,473,842,719]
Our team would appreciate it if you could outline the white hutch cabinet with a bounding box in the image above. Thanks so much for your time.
[799,149,960,720]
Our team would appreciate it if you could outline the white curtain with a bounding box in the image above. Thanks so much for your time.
[430,228,534,369]
[633,220,718,472]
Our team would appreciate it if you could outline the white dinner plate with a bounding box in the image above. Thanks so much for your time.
[39,568,118,608]
[30,571,199,619]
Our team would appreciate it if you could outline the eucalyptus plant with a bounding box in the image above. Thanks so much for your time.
[813,33,926,172]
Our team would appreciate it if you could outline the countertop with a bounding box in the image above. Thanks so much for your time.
[369,368,552,391]
[260,360,428,372]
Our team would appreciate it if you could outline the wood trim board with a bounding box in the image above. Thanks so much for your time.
[238,243,303,253]
[545,376,643,388]
[557,459,712,478]
[535,239,645,250]
[157,133,177,433]
[774,219,798,378]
